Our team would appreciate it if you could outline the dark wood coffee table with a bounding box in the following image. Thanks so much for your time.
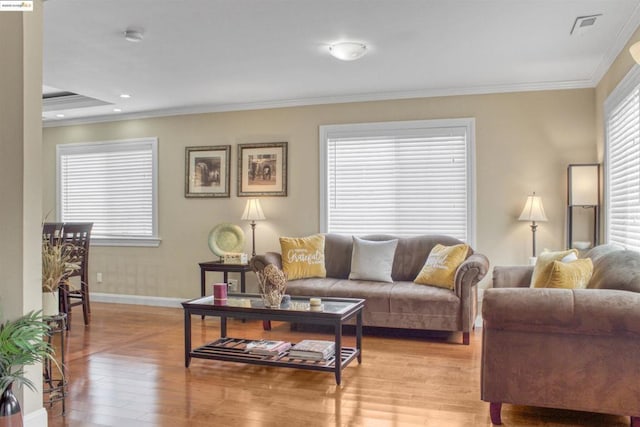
[182,293,364,385]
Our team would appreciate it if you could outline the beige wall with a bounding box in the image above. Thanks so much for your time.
[43,89,596,298]
[0,2,45,418]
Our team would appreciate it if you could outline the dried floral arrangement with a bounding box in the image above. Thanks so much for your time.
[256,264,288,307]
[42,240,80,292]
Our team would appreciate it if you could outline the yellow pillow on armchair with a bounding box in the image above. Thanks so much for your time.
[414,243,469,290]
[544,258,594,289]
[530,249,578,288]
[280,234,326,280]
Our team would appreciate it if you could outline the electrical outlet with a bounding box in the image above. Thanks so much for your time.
[228,279,238,292]
[96,272,103,283]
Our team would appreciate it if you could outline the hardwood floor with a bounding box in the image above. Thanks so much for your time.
[46,303,630,427]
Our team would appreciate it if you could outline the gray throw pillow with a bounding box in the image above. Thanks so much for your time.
[348,236,398,282]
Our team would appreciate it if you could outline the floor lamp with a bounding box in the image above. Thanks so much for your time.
[241,199,266,257]
[519,192,548,261]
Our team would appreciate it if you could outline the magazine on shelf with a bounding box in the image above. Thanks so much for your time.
[289,340,335,361]
[245,340,291,356]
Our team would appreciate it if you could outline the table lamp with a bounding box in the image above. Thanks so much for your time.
[241,199,266,257]
[519,192,548,258]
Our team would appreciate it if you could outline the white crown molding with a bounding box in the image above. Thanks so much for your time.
[43,79,593,128]
[590,2,640,86]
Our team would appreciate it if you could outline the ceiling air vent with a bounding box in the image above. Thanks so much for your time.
[570,14,602,35]
[42,90,111,112]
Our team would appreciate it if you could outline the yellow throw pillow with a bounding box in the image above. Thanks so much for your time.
[280,234,326,280]
[545,258,594,289]
[530,249,578,288]
[414,243,469,290]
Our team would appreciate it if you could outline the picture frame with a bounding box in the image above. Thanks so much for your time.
[238,142,288,197]
[185,145,231,198]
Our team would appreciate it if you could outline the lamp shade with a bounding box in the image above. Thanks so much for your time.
[630,41,640,64]
[241,199,265,221]
[568,164,599,206]
[519,194,548,222]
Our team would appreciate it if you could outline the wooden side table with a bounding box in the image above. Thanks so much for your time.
[199,261,252,297]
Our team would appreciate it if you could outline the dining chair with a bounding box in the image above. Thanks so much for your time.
[59,222,93,328]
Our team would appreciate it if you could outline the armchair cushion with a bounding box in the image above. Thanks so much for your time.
[530,249,578,288]
[544,258,593,289]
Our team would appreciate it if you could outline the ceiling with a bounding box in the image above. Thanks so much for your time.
[42,0,640,126]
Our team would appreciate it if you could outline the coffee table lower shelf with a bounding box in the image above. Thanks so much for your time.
[190,337,359,374]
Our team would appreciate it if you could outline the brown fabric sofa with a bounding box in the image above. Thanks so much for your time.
[481,244,640,426]
[251,234,489,344]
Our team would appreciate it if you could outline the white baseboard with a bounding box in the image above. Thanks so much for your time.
[90,292,184,308]
[25,407,47,427]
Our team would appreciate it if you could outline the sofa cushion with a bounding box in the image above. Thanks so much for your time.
[360,234,469,281]
[530,249,578,288]
[414,243,469,289]
[588,249,640,293]
[324,234,353,279]
[544,258,593,289]
[279,234,326,280]
[348,237,398,283]
[389,281,460,319]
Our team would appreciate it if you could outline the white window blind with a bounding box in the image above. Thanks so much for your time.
[320,119,475,244]
[605,66,640,252]
[57,137,159,246]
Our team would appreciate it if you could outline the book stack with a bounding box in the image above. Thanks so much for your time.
[245,340,291,356]
[289,340,335,361]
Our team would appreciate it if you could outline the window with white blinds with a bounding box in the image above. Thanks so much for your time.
[605,66,640,252]
[320,119,475,244]
[56,137,160,246]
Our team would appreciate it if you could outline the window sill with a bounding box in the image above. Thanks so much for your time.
[91,237,161,247]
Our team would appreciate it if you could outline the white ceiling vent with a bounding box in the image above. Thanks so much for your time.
[42,90,111,112]
[570,14,602,35]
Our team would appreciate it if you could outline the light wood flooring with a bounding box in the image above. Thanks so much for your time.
[45,303,630,427]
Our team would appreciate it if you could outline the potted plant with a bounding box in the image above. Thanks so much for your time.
[42,240,79,317]
[0,311,55,426]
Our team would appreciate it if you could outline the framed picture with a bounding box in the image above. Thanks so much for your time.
[238,142,288,197]
[185,145,231,198]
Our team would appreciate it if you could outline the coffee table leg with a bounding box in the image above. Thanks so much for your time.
[334,322,342,385]
[184,310,192,367]
[221,315,227,338]
[356,310,362,364]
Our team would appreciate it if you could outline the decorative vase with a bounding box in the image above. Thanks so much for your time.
[256,264,287,308]
[0,384,23,427]
[42,290,59,317]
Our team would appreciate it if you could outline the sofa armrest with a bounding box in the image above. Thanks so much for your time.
[492,265,533,288]
[455,253,489,296]
[455,252,489,336]
[249,252,283,273]
[483,288,640,337]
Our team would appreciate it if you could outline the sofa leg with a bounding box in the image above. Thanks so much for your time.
[490,402,502,425]
[463,332,470,345]
[631,416,640,427]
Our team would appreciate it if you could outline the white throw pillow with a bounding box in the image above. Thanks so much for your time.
[348,237,398,283]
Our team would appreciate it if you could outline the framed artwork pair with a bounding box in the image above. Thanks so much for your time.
[185,142,287,198]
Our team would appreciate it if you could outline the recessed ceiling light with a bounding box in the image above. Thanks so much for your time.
[328,42,368,61]
[56,114,65,118]
[120,93,131,99]
[113,108,122,112]
[124,29,144,43]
